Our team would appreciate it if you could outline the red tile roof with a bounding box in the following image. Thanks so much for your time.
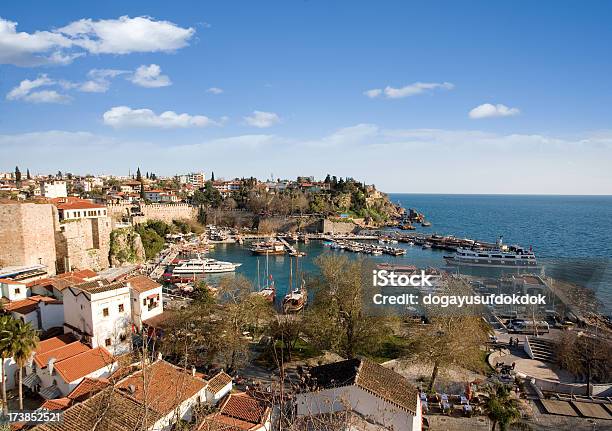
[116,360,206,415]
[219,392,267,424]
[4,295,61,315]
[34,341,91,369]
[34,334,77,355]
[51,197,105,210]
[126,275,161,293]
[53,347,114,383]
[67,377,110,402]
[40,397,72,411]
[206,371,233,394]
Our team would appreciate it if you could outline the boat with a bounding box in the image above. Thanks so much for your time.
[443,237,537,268]
[422,244,432,249]
[172,256,242,274]
[283,287,306,313]
[256,285,276,303]
[421,221,432,227]
[399,223,416,230]
[250,240,286,255]
[376,263,418,274]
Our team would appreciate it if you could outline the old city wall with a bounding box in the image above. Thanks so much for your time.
[0,203,59,275]
[55,217,112,273]
[107,203,198,224]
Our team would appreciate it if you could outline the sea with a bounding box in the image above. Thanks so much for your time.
[202,194,612,314]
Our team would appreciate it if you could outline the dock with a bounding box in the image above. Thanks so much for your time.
[149,246,179,280]
[276,235,298,254]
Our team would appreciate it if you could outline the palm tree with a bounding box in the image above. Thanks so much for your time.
[0,315,17,414]
[9,321,39,410]
[485,384,523,431]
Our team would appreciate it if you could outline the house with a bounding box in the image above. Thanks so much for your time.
[31,359,210,431]
[0,278,28,301]
[30,269,98,300]
[204,371,233,404]
[126,275,163,330]
[296,358,422,431]
[51,197,108,221]
[145,190,164,202]
[62,279,132,355]
[199,392,271,431]
[41,180,67,198]
[24,335,117,399]
[115,360,208,429]
[3,295,64,331]
[38,376,111,411]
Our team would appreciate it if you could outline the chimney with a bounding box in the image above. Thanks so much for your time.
[157,352,162,361]
[192,366,196,377]
[128,384,136,394]
[48,357,56,375]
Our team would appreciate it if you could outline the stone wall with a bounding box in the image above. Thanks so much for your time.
[107,203,198,225]
[0,202,111,275]
[0,203,58,275]
[321,218,359,235]
[55,217,112,273]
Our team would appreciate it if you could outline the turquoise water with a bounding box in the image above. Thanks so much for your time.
[204,194,612,314]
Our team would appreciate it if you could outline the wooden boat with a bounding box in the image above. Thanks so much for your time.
[283,287,306,313]
[250,240,286,255]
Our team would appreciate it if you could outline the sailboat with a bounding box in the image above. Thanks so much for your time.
[283,255,307,313]
[255,255,276,303]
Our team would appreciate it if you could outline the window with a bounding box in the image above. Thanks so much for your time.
[120,333,127,342]
[103,308,109,317]
[15,288,20,294]
[118,304,124,312]
[143,298,146,306]
[105,338,112,346]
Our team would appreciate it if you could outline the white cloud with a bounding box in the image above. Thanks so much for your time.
[365,82,454,99]
[0,18,74,66]
[129,64,172,88]
[0,16,194,66]
[469,103,520,119]
[6,75,71,103]
[244,111,280,128]
[206,87,223,94]
[363,89,382,98]
[57,16,194,55]
[103,106,217,129]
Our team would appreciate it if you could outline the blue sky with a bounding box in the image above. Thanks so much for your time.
[1,0,611,194]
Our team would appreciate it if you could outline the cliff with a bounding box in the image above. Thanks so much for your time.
[109,227,146,266]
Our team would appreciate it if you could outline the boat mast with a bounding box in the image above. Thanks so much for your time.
[289,255,293,292]
[257,258,261,291]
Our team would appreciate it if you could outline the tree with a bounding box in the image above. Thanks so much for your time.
[485,384,522,431]
[140,180,146,200]
[556,330,611,390]
[8,320,39,410]
[407,280,490,391]
[26,169,31,180]
[303,255,391,358]
[136,167,142,182]
[211,171,215,181]
[0,316,16,414]
[14,166,21,182]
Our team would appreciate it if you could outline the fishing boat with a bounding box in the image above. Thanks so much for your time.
[172,255,242,274]
[250,240,286,255]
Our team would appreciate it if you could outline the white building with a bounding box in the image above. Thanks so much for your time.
[296,358,422,431]
[62,280,132,355]
[3,296,64,331]
[24,335,117,399]
[179,172,206,188]
[126,275,163,330]
[52,197,108,221]
[203,371,233,405]
[0,278,28,301]
[41,180,67,198]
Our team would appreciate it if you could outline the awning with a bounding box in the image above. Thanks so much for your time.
[22,373,41,389]
[147,293,158,299]
[39,385,62,400]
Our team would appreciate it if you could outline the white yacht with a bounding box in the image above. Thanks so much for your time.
[444,238,537,268]
[172,256,242,274]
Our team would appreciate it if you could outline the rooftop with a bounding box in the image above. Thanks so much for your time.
[53,347,114,383]
[4,295,62,315]
[67,377,110,402]
[126,275,161,293]
[206,371,233,394]
[34,341,91,369]
[308,357,418,414]
[116,360,207,416]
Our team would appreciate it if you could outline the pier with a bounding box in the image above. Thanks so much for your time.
[149,246,179,280]
[276,235,298,254]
